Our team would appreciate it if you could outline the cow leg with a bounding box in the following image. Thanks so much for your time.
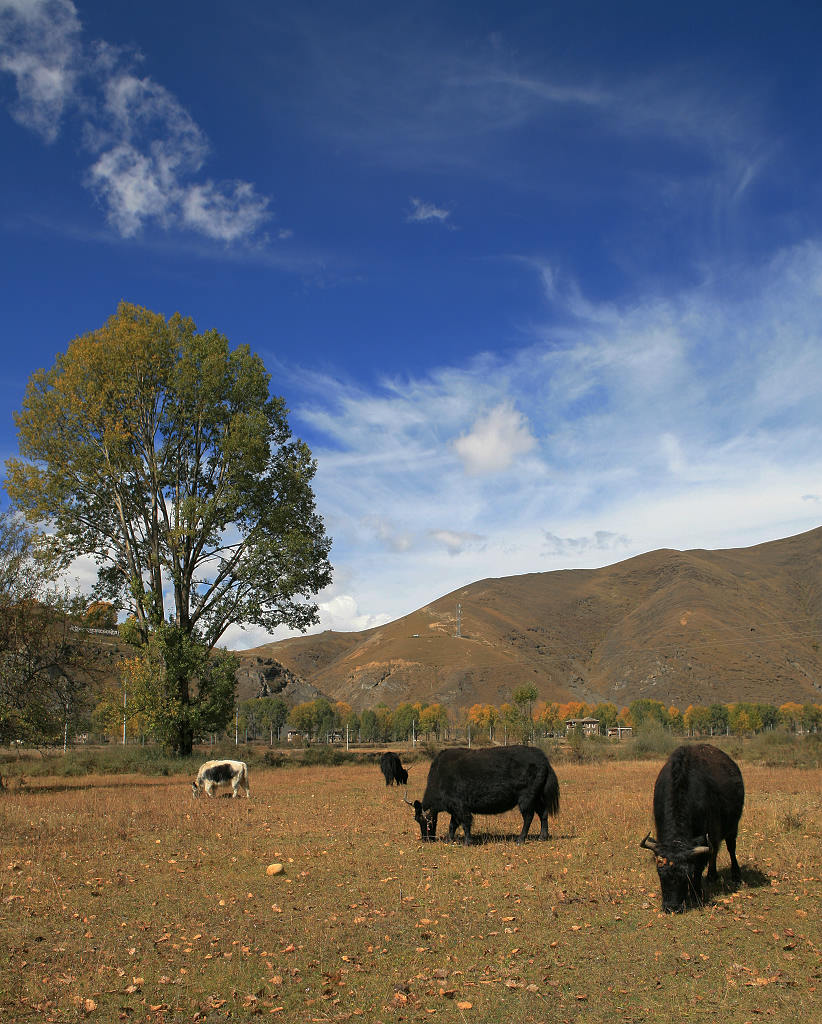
[692,851,710,904]
[447,815,459,842]
[706,846,718,882]
[205,781,215,798]
[232,780,240,798]
[517,809,535,844]
[461,814,474,846]
[530,793,551,840]
[726,835,741,882]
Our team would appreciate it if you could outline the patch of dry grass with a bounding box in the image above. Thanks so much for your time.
[1,759,820,1022]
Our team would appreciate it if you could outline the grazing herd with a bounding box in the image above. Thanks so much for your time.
[193,741,746,913]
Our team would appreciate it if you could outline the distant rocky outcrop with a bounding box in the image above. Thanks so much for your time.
[234,653,329,705]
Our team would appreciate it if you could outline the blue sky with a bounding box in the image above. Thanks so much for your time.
[3,0,822,649]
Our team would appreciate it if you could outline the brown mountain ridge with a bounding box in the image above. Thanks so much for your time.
[236,526,822,712]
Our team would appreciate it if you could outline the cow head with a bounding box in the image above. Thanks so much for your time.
[640,832,711,913]
[404,791,436,840]
[191,780,201,798]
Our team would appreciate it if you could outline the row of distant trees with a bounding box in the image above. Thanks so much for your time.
[466,695,822,742]
[232,692,822,748]
[234,697,453,746]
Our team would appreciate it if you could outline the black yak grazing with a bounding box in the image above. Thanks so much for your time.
[379,751,408,786]
[406,745,559,845]
[641,743,744,912]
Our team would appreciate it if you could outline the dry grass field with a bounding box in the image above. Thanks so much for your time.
[1,757,820,1023]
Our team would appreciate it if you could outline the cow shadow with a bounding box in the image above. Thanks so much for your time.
[14,778,178,795]
[714,864,770,892]
[434,831,575,846]
[737,865,771,889]
[703,864,770,904]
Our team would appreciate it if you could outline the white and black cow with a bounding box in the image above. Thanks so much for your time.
[192,759,250,799]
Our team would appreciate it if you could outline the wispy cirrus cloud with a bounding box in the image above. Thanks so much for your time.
[407,196,451,224]
[288,13,766,200]
[0,0,271,242]
[278,238,822,627]
[429,529,486,556]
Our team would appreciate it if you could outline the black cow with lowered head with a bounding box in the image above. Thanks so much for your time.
[405,745,559,845]
[379,751,408,786]
[641,743,744,913]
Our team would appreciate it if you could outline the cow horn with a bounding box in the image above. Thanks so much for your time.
[690,844,711,857]
[402,790,414,806]
[639,831,658,851]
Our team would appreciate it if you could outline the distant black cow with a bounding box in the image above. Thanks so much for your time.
[640,743,744,912]
[380,751,408,786]
[406,745,560,845]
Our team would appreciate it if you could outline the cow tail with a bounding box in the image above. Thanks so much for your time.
[544,763,560,817]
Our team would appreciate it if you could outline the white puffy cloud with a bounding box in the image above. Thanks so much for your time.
[63,551,100,594]
[219,591,392,650]
[317,593,392,632]
[0,0,271,242]
[181,181,270,243]
[87,144,174,236]
[453,401,537,476]
[0,0,80,142]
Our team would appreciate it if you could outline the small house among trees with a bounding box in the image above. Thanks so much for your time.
[565,716,601,737]
[606,725,633,739]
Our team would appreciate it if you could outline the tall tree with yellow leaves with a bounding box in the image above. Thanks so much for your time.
[6,303,332,754]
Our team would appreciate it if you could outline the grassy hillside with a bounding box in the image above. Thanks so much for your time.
[240,527,822,710]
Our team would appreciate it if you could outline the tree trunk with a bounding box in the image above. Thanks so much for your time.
[171,667,194,755]
[170,718,194,757]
